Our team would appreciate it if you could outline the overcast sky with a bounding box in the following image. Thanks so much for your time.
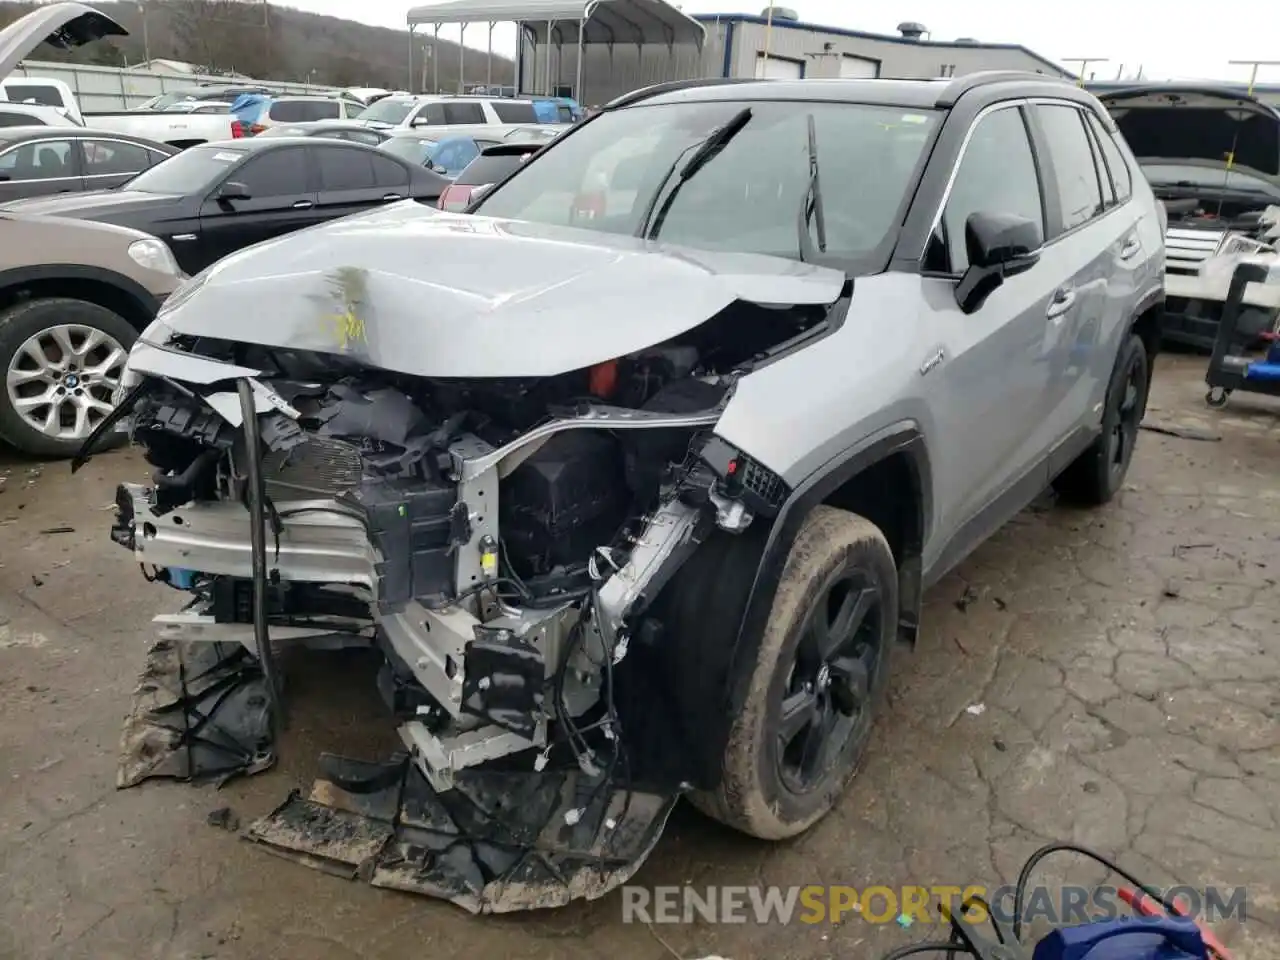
[286,0,1280,84]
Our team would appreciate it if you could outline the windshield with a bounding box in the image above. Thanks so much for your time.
[380,135,436,164]
[1140,162,1280,195]
[125,145,247,194]
[356,99,416,125]
[473,100,940,268]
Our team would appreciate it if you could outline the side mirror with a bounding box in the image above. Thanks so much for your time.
[955,211,1043,314]
[217,180,251,202]
[411,116,429,127]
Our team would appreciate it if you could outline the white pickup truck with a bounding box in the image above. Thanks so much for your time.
[0,4,239,148]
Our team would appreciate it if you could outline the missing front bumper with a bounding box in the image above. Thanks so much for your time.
[117,637,678,913]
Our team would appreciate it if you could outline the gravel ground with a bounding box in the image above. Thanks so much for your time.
[1,354,1278,960]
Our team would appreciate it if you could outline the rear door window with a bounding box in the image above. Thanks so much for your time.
[442,102,486,124]
[491,100,538,123]
[370,154,410,189]
[235,147,307,197]
[81,139,154,178]
[316,145,376,190]
[1035,104,1106,234]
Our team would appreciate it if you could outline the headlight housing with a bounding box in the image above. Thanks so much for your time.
[127,238,181,275]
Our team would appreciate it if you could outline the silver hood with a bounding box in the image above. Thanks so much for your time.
[0,2,125,79]
[154,203,847,378]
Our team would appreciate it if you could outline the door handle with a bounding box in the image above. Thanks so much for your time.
[1119,236,1141,260]
[292,199,314,209]
[382,193,403,201]
[1046,287,1076,320]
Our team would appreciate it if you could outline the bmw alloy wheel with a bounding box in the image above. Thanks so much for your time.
[5,323,128,443]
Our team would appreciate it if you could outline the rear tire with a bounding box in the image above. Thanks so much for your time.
[1054,332,1148,507]
[0,298,135,458]
[690,506,896,840]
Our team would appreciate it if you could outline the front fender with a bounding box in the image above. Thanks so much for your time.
[685,425,931,787]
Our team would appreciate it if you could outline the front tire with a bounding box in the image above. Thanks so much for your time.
[0,298,136,458]
[691,506,896,840]
[1054,332,1149,507]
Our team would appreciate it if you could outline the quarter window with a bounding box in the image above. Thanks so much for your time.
[1036,104,1106,233]
[1085,112,1132,203]
[933,106,1044,273]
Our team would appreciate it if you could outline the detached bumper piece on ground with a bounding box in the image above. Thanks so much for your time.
[245,754,677,913]
[118,638,274,788]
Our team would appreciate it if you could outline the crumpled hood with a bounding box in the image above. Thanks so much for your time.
[0,190,176,219]
[154,203,847,378]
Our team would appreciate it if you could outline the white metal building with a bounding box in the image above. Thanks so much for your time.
[700,12,1072,87]
[405,2,1070,106]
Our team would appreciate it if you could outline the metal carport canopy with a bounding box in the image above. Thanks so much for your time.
[405,0,706,47]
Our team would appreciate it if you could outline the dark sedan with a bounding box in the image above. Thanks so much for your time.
[0,127,177,202]
[0,136,450,274]
[254,121,390,146]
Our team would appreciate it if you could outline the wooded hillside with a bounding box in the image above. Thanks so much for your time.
[0,1,514,91]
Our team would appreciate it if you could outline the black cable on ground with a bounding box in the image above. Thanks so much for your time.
[877,944,968,959]
[1011,841,1183,941]
[238,378,285,736]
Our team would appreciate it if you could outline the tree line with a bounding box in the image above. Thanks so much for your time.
[0,0,514,91]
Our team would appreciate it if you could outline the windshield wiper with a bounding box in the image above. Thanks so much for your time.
[797,113,827,262]
[638,107,753,240]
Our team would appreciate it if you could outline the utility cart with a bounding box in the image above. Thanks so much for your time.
[1204,260,1280,407]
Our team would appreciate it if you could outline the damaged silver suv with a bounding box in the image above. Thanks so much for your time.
[83,72,1165,912]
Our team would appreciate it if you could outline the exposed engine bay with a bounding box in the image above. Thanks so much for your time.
[87,289,838,912]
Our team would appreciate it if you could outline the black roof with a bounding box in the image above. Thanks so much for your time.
[0,126,176,151]
[612,72,1096,112]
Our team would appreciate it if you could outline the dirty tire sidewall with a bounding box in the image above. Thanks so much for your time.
[0,298,137,458]
[693,505,897,840]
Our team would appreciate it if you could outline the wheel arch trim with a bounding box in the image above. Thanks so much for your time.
[722,423,932,717]
[0,264,163,323]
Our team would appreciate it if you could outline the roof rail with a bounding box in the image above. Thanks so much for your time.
[605,77,765,111]
[934,70,1074,107]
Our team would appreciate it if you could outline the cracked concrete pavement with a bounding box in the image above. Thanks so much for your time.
[1,354,1279,960]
